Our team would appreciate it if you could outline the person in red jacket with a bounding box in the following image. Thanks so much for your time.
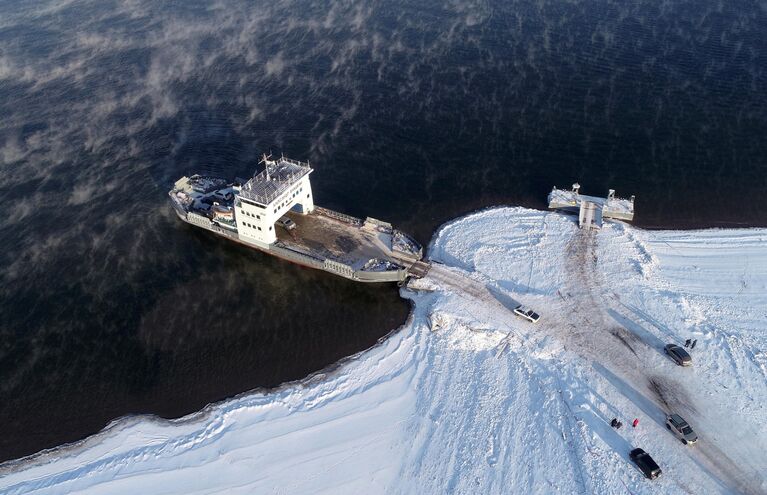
[632,418,639,428]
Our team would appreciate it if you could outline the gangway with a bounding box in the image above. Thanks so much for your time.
[408,260,432,279]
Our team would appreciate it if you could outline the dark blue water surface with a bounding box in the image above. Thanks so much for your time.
[0,0,765,461]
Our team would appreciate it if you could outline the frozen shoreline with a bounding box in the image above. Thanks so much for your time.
[2,207,766,494]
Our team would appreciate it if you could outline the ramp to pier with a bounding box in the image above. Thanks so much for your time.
[407,260,431,278]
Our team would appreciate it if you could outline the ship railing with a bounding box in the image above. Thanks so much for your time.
[278,156,311,169]
[242,167,310,205]
[315,206,363,226]
[365,217,393,233]
[273,241,326,268]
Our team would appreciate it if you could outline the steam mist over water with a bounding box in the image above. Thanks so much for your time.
[0,0,765,461]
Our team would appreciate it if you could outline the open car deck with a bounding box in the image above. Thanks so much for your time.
[276,210,410,271]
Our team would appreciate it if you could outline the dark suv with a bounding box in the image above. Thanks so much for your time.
[630,448,662,479]
[664,344,692,366]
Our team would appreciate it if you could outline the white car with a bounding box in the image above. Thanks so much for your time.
[513,305,540,323]
[665,414,698,445]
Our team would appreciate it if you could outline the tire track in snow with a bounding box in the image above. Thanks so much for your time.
[427,222,764,494]
[563,227,765,495]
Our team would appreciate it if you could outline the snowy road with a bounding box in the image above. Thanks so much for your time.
[1,207,765,494]
[550,228,763,494]
[426,208,767,494]
[424,234,764,494]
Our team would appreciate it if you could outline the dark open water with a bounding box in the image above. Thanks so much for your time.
[1,0,766,462]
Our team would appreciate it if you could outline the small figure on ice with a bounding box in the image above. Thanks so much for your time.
[684,339,691,348]
[690,339,697,349]
[632,418,639,428]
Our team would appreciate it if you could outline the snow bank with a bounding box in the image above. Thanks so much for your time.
[2,207,765,494]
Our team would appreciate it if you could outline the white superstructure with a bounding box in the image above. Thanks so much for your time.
[234,155,315,244]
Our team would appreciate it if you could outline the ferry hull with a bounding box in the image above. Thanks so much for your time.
[168,162,424,284]
[173,210,411,284]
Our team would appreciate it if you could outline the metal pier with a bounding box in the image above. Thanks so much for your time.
[548,183,635,230]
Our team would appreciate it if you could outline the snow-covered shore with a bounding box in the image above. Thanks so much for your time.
[2,207,766,494]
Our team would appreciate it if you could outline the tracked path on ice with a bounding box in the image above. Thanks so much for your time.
[424,210,766,494]
[561,230,764,495]
[1,207,766,494]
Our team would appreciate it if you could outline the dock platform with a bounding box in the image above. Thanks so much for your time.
[548,184,634,230]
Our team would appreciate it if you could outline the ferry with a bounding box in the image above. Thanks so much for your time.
[169,154,430,283]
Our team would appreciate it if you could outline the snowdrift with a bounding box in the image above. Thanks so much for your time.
[2,207,765,494]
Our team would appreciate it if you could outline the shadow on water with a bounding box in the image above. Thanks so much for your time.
[0,218,410,461]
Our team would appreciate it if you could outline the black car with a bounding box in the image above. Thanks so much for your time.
[630,448,662,479]
[664,344,692,366]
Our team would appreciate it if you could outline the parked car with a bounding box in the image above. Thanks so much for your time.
[666,414,698,445]
[513,305,540,323]
[629,448,662,479]
[664,344,692,366]
[276,216,296,231]
[213,190,234,201]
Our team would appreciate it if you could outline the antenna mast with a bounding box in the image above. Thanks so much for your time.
[259,152,272,180]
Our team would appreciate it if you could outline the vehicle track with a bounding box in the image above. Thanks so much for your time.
[426,227,764,494]
[560,229,764,495]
